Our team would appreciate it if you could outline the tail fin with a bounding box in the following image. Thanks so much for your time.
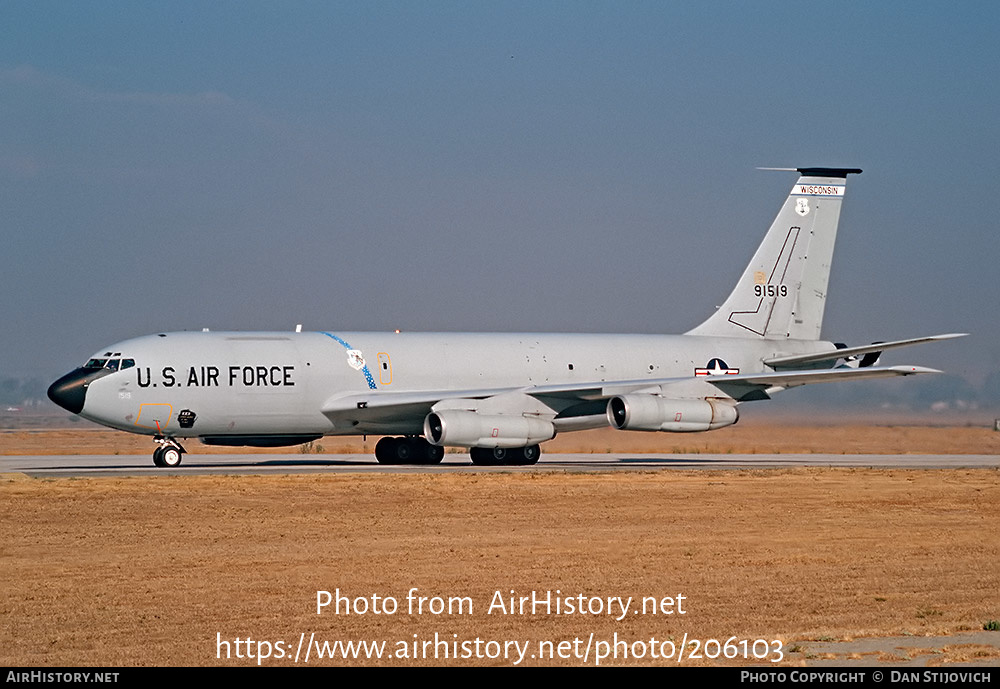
[686,167,862,341]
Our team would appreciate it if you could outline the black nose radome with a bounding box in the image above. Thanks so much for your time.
[47,368,110,415]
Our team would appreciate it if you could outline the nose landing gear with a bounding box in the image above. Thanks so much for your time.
[152,437,186,467]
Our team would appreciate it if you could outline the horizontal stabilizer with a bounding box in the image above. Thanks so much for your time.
[763,333,967,368]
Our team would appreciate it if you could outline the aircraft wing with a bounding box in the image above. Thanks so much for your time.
[320,386,518,432]
[321,365,940,430]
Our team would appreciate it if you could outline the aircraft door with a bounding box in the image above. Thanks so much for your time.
[377,352,392,386]
[135,403,173,432]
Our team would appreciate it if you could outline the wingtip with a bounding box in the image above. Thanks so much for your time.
[890,365,942,375]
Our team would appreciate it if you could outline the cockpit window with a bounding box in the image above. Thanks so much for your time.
[84,358,132,371]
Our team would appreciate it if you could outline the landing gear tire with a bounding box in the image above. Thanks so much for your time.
[518,444,541,465]
[375,437,446,465]
[152,439,185,468]
[470,445,541,466]
[470,447,506,466]
[161,446,183,467]
[422,443,445,465]
[394,439,413,462]
[375,437,401,464]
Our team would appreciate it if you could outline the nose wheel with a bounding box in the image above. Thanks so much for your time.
[152,438,186,467]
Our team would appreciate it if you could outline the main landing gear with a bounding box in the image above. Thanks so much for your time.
[469,445,541,466]
[374,436,445,465]
[152,437,186,468]
[373,437,542,466]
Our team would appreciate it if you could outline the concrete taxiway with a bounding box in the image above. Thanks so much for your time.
[2,453,997,478]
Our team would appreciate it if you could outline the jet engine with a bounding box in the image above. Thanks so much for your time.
[424,410,556,448]
[607,396,738,432]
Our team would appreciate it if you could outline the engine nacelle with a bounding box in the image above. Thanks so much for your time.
[607,395,738,432]
[424,410,555,448]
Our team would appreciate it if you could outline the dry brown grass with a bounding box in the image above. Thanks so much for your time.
[2,468,998,666]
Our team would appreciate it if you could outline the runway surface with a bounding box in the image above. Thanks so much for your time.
[3,453,998,477]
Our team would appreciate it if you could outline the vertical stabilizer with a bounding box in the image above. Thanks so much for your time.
[686,167,861,341]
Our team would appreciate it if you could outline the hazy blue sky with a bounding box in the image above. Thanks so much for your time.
[2,2,997,391]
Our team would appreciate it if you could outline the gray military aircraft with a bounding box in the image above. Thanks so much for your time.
[48,167,963,467]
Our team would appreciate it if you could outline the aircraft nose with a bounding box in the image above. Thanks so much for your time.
[47,368,109,415]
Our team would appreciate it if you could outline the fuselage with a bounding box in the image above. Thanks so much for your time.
[49,329,833,440]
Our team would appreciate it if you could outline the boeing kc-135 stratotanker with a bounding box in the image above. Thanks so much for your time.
[48,168,964,467]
